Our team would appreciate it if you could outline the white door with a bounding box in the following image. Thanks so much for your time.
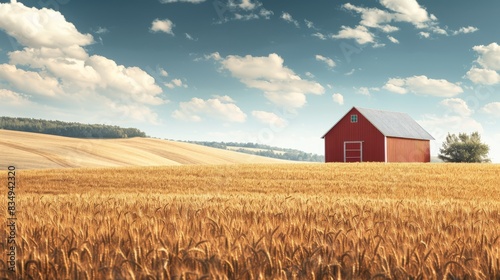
[344,141,363,162]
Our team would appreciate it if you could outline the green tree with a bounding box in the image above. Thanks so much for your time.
[438,132,490,163]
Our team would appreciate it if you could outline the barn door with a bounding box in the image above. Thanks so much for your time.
[344,141,363,162]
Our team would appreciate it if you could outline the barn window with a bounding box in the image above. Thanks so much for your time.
[350,114,358,123]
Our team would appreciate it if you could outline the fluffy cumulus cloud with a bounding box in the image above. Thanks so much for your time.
[473,43,500,70]
[440,98,472,117]
[332,93,344,105]
[315,55,336,68]
[342,3,398,33]
[252,110,287,128]
[0,1,165,123]
[482,102,500,117]
[150,18,175,35]
[384,75,463,97]
[331,25,375,45]
[172,95,247,122]
[466,68,500,85]
[0,64,62,96]
[467,43,500,85]
[213,53,324,109]
[333,0,475,46]
[0,2,93,48]
[0,89,30,106]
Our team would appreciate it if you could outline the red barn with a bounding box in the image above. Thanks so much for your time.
[322,107,434,163]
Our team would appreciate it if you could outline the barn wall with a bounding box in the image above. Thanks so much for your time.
[386,137,430,162]
[324,108,385,162]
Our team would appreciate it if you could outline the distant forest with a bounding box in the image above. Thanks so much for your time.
[185,141,325,162]
[0,117,146,138]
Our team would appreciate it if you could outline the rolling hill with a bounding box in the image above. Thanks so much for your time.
[0,129,287,169]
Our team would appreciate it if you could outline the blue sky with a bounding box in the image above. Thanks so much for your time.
[0,0,499,161]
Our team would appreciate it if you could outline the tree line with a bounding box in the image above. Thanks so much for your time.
[0,117,146,139]
[184,141,325,162]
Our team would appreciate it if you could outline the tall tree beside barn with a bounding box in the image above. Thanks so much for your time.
[438,132,490,163]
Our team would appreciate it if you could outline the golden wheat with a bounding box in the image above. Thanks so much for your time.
[1,163,499,279]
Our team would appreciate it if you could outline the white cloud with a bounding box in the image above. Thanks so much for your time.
[160,0,206,3]
[384,78,408,94]
[466,67,500,85]
[472,43,500,71]
[332,93,344,105]
[234,13,259,21]
[345,69,356,76]
[356,87,371,96]
[331,25,375,45]
[482,102,500,117]
[430,26,447,35]
[419,32,430,38]
[281,12,300,28]
[312,32,327,40]
[384,75,463,97]
[0,2,94,48]
[172,79,183,87]
[212,95,236,103]
[252,111,287,128]
[198,52,223,62]
[379,0,436,28]
[165,78,186,89]
[315,55,336,68]
[440,98,472,117]
[304,19,315,29]
[0,64,61,96]
[215,1,272,23]
[453,26,479,35]
[259,8,273,19]
[467,43,500,85]
[216,53,325,109]
[0,88,30,105]
[86,55,164,105]
[336,0,460,46]
[0,1,166,122]
[305,72,315,78]
[343,3,398,32]
[235,0,257,10]
[387,35,399,44]
[159,68,169,77]
[185,33,197,41]
[150,18,175,35]
[95,27,109,34]
[172,96,247,123]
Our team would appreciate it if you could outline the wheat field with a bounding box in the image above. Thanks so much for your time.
[0,130,285,169]
[1,163,500,279]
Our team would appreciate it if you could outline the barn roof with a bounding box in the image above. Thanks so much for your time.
[322,107,435,140]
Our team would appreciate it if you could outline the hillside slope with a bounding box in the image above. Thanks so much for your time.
[0,130,287,169]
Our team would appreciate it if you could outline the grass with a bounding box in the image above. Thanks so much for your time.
[1,163,499,279]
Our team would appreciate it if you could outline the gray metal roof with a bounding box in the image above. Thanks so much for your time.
[355,107,434,140]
